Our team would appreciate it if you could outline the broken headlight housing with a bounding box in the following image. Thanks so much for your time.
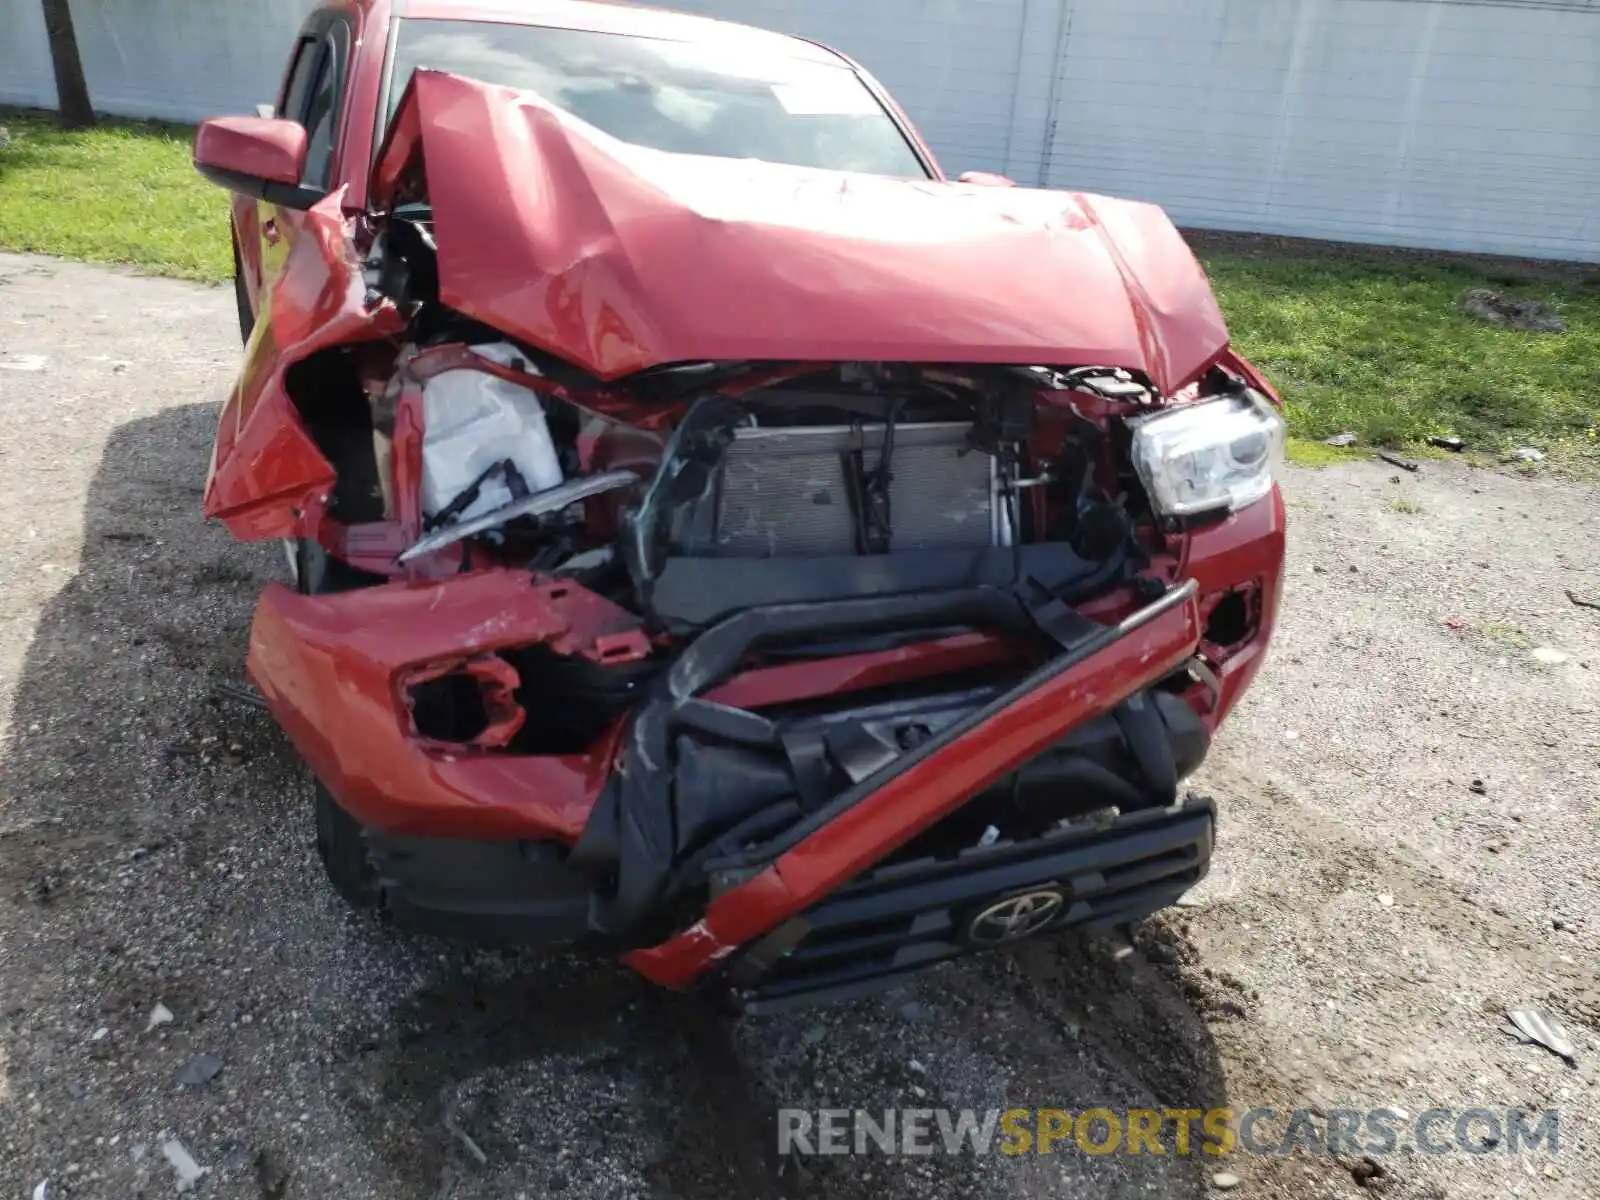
[1129,392,1284,518]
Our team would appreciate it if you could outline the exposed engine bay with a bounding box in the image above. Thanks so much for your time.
[256,204,1281,969]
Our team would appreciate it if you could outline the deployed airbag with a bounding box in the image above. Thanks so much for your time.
[420,342,564,521]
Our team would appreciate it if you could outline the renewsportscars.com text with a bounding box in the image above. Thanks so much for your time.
[778,1107,1560,1158]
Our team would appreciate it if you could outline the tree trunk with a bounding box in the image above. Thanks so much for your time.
[40,0,94,129]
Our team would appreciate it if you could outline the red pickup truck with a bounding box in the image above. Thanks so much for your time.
[192,0,1286,1011]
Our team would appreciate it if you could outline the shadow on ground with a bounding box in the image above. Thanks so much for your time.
[0,404,1235,1200]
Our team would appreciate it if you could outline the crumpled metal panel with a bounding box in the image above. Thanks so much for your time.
[371,70,1231,391]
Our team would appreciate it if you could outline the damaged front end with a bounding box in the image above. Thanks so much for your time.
[222,73,1287,1004]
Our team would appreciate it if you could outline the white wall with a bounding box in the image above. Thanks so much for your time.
[1041,0,1600,261]
[0,0,314,118]
[1,0,1597,261]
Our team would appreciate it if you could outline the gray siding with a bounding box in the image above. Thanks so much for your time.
[0,0,313,119]
[1,0,1596,261]
[1041,0,1600,261]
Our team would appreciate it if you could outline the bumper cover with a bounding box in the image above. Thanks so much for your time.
[252,551,1220,992]
[245,571,644,841]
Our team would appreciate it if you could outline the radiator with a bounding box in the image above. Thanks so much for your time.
[683,422,999,559]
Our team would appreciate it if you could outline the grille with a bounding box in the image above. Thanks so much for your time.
[707,422,997,558]
[726,798,1215,1013]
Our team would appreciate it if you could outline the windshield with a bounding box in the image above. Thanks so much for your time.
[382,18,930,178]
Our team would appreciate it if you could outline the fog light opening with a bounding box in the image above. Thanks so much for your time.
[408,673,491,743]
[1204,591,1251,648]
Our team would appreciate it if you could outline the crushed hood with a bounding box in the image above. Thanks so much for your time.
[374,70,1230,392]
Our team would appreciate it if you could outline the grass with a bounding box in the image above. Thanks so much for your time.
[1196,235,1600,464]
[1283,438,1364,468]
[2,106,1598,463]
[0,107,228,281]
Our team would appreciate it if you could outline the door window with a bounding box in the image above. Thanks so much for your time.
[284,20,353,192]
[279,36,319,122]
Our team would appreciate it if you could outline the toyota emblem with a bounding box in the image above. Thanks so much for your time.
[965,888,1067,945]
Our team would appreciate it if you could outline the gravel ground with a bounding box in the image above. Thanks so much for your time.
[0,251,1596,1200]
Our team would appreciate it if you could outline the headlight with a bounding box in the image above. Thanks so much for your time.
[1129,392,1284,518]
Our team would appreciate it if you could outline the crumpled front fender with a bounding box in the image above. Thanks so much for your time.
[206,192,403,540]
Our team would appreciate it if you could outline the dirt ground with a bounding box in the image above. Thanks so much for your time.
[0,252,1596,1200]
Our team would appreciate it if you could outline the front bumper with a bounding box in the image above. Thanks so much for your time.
[248,490,1283,992]
[252,569,1207,982]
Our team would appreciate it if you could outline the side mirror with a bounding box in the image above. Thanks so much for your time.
[957,170,1018,188]
[194,116,322,210]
